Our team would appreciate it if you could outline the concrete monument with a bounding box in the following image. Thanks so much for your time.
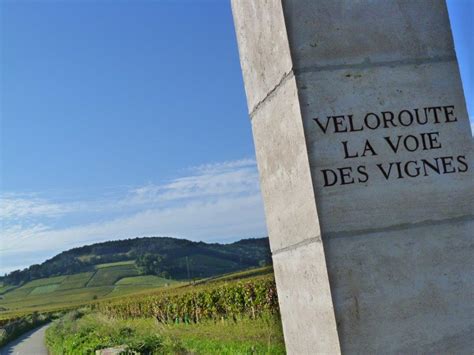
[231,1,473,353]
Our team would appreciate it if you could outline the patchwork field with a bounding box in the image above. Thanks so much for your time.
[95,260,136,268]
[87,263,139,287]
[0,284,19,296]
[57,272,95,290]
[0,261,180,318]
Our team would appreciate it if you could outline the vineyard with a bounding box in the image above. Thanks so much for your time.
[0,262,180,317]
[0,266,284,353]
[86,263,139,287]
[46,268,285,354]
[93,274,279,323]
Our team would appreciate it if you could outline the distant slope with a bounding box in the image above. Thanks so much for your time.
[0,261,180,315]
[1,237,271,286]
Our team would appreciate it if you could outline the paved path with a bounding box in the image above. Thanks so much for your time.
[0,323,50,355]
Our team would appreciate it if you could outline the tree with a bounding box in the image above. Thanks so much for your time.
[136,253,164,275]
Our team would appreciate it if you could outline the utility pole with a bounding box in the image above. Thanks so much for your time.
[186,256,190,280]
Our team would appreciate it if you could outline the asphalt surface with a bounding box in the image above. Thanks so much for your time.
[0,323,50,355]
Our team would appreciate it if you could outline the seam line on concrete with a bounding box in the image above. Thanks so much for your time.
[249,69,294,119]
[248,55,455,119]
[324,214,474,239]
[294,55,456,75]
[272,235,321,256]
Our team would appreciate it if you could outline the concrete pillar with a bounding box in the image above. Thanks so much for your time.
[231,1,474,354]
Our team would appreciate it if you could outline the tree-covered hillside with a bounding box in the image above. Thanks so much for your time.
[2,237,271,285]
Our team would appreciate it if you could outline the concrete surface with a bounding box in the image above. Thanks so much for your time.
[282,0,455,70]
[231,0,292,112]
[232,0,473,354]
[273,239,341,354]
[298,60,473,234]
[325,218,474,354]
[251,74,322,251]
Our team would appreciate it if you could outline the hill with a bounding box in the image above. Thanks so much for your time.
[0,265,283,355]
[0,261,182,316]
[1,237,271,286]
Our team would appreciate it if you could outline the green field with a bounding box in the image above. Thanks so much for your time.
[29,284,60,295]
[111,275,179,297]
[0,265,283,353]
[46,312,284,355]
[0,236,275,352]
[0,285,17,295]
[87,263,140,287]
[0,262,180,318]
[115,275,167,285]
[57,272,95,290]
[95,260,136,268]
[45,266,284,354]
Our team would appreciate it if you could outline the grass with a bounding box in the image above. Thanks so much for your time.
[46,310,285,355]
[95,260,136,269]
[162,317,285,354]
[111,275,180,297]
[24,276,67,287]
[29,284,60,295]
[0,264,171,318]
[87,264,139,287]
[57,272,95,290]
[0,312,54,347]
[0,276,67,301]
[46,312,170,354]
[2,267,282,354]
[0,286,115,314]
[115,275,174,286]
[0,266,274,325]
[0,285,17,295]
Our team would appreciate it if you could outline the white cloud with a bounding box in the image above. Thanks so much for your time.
[125,158,259,205]
[190,158,257,174]
[0,194,67,220]
[0,158,267,274]
[6,194,265,253]
[0,223,51,250]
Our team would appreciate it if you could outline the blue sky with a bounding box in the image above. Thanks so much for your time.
[1,0,473,274]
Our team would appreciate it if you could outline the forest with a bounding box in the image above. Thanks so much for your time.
[1,237,271,286]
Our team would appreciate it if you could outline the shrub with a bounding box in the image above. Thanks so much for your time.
[0,312,54,347]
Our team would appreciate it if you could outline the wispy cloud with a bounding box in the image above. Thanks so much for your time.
[191,158,257,174]
[127,159,259,205]
[0,194,68,220]
[0,158,266,274]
